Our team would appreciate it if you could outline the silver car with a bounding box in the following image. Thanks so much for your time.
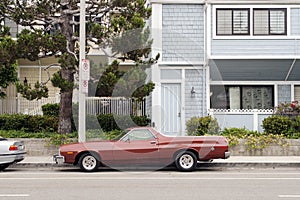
[0,137,26,171]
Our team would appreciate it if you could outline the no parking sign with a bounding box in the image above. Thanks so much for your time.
[81,59,90,80]
[81,59,90,93]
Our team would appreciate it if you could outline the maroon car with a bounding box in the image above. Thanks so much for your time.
[54,127,230,172]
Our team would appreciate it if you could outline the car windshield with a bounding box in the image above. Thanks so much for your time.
[119,129,156,142]
[111,130,129,141]
[0,137,7,141]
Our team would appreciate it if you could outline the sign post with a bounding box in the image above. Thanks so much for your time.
[78,0,86,142]
[81,59,89,94]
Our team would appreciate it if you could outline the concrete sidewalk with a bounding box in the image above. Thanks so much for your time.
[11,156,300,169]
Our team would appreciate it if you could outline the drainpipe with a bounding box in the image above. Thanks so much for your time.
[203,0,208,116]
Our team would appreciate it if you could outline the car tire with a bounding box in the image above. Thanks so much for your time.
[0,164,9,171]
[79,153,100,172]
[175,151,197,172]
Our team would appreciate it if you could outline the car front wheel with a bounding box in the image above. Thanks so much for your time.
[79,153,100,172]
[175,152,197,172]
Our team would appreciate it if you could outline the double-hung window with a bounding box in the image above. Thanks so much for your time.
[216,9,250,35]
[253,8,287,35]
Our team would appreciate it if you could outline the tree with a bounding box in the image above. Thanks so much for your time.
[0,19,18,98]
[0,0,155,134]
[95,60,155,101]
[94,60,124,97]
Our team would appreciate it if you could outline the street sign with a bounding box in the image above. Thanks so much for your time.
[81,59,90,80]
[82,80,88,94]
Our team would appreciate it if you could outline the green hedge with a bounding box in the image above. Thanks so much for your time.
[186,116,220,136]
[42,103,60,117]
[0,114,58,132]
[0,113,150,133]
[262,115,300,137]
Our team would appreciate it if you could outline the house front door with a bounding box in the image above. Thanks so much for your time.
[161,83,182,136]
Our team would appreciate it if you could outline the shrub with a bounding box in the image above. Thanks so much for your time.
[292,115,300,134]
[27,115,58,132]
[186,116,219,136]
[0,114,30,130]
[262,115,292,137]
[42,103,60,117]
[0,130,53,138]
[221,127,260,137]
[0,114,58,132]
[220,127,289,149]
[275,101,300,116]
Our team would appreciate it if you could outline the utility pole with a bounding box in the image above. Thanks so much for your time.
[78,0,86,142]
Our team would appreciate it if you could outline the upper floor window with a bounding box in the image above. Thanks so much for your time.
[253,8,287,35]
[216,9,250,35]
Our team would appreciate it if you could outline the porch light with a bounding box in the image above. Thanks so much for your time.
[191,87,196,97]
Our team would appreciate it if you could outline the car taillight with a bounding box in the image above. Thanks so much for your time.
[9,145,18,151]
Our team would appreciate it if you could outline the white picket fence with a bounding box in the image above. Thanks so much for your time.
[0,96,59,115]
[86,97,145,116]
[0,95,145,116]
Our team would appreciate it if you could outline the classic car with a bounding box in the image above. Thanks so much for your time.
[54,127,230,172]
[0,137,26,171]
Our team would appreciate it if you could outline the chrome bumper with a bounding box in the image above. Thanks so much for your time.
[224,151,231,159]
[53,154,65,165]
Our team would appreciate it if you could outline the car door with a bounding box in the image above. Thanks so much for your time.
[112,129,159,166]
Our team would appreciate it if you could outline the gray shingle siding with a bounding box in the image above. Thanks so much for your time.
[291,8,300,35]
[211,39,300,56]
[185,69,207,120]
[162,4,204,62]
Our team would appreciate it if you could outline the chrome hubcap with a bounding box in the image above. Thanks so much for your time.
[82,155,97,170]
[179,154,194,169]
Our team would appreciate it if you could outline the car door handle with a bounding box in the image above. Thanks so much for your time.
[150,141,157,145]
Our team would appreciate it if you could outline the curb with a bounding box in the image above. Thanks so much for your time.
[11,162,300,169]
[200,162,300,168]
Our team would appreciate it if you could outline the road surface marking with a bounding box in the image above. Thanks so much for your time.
[279,195,300,198]
[0,194,29,197]
[1,177,300,180]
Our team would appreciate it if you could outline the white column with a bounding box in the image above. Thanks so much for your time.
[253,109,258,132]
[150,3,162,131]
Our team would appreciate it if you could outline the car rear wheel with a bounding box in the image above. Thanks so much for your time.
[0,164,9,171]
[79,153,100,172]
[175,151,197,172]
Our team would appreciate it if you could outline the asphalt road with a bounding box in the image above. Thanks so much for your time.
[0,168,300,200]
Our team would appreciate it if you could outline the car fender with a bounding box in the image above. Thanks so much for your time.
[173,148,199,161]
[74,150,101,165]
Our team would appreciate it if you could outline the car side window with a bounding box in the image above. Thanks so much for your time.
[121,129,155,142]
